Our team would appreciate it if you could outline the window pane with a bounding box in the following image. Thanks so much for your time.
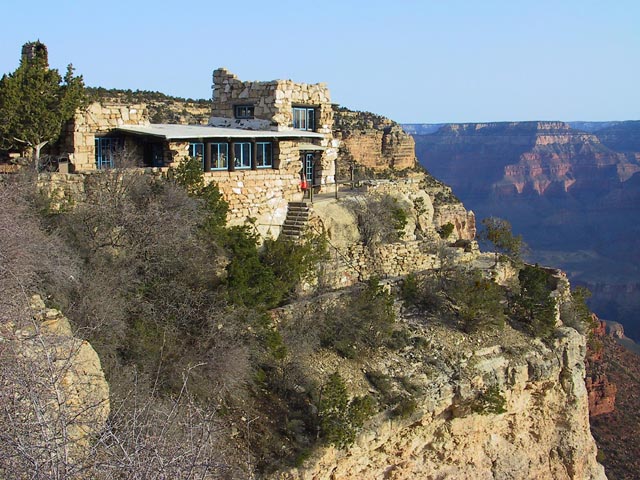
[95,137,122,169]
[235,105,254,119]
[307,108,315,131]
[189,142,204,158]
[234,143,251,168]
[211,143,228,170]
[257,142,272,168]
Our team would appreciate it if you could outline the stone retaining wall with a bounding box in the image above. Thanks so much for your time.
[322,240,478,289]
[204,169,304,238]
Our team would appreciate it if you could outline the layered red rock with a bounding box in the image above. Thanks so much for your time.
[414,121,639,197]
[590,334,640,479]
[585,317,616,417]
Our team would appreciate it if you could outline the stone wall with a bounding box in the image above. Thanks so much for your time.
[204,169,304,238]
[322,241,479,289]
[210,69,339,190]
[63,102,149,172]
[211,68,333,135]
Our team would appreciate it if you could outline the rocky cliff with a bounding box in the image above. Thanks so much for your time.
[274,291,605,479]
[585,317,617,417]
[590,325,640,479]
[0,295,110,475]
[411,120,640,342]
[334,107,417,172]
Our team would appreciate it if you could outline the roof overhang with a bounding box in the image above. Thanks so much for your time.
[115,124,325,141]
[297,143,326,151]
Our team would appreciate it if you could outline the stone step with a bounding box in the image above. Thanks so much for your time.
[287,213,309,222]
[288,201,309,208]
[283,221,307,228]
[281,201,313,240]
[287,209,309,217]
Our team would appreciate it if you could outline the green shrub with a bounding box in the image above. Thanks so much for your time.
[512,265,556,338]
[449,269,506,333]
[391,204,408,238]
[261,232,328,303]
[321,278,396,358]
[471,385,507,414]
[318,373,375,449]
[400,273,419,306]
[438,222,455,239]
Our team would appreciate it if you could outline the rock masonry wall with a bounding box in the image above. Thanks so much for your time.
[63,102,150,172]
[210,68,339,189]
[211,68,333,135]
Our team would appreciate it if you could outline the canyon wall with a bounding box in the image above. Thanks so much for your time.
[411,121,640,341]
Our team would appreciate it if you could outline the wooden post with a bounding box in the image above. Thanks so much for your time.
[251,140,257,170]
[204,143,212,171]
[229,141,236,172]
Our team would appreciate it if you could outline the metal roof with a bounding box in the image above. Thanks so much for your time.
[115,124,325,140]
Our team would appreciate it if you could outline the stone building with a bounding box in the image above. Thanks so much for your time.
[58,68,340,237]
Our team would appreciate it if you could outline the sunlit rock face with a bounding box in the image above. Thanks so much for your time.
[274,322,606,480]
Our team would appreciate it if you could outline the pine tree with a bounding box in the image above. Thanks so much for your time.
[0,41,85,162]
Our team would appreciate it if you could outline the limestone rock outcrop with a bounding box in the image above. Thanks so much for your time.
[334,107,417,171]
[274,316,606,479]
[1,295,110,468]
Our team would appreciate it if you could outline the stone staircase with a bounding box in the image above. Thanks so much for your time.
[281,202,311,240]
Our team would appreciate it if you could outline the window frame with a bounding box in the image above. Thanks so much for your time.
[256,142,272,168]
[234,142,252,169]
[95,136,123,170]
[189,142,204,165]
[210,142,229,171]
[292,107,316,131]
[234,105,255,119]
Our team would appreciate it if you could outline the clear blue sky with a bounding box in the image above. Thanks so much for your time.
[1,0,638,123]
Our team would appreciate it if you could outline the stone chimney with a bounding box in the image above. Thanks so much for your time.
[21,41,48,63]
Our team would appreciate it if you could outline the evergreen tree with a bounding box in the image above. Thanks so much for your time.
[0,41,85,161]
[480,216,525,266]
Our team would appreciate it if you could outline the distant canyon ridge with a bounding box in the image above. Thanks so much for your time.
[406,120,640,340]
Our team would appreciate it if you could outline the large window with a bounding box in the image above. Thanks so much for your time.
[234,142,251,169]
[256,142,272,168]
[292,107,315,131]
[95,137,123,169]
[211,142,228,170]
[234,105,255,119]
